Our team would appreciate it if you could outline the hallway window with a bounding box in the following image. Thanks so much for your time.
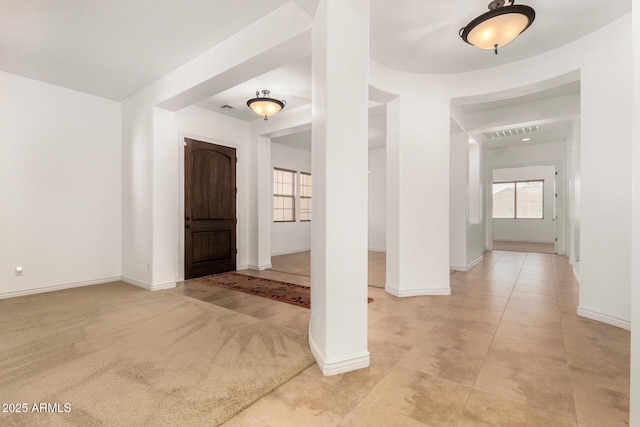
[493,180,544,219]
[300,172,312,221]
[274,168,296,222]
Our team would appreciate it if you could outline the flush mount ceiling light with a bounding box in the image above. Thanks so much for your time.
[459,0,535,54]
[247,90,286,120]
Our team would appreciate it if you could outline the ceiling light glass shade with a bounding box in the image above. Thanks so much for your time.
[247,90,286,120]
[460,0,535,54]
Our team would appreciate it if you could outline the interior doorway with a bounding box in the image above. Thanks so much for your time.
[184,138,237,279]
[491,165,557,254]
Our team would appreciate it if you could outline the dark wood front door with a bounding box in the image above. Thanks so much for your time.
[185,138,236,279]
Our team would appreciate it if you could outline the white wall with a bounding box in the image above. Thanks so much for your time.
[271,143,311,255]
[630,2,639,423]
[485,142,567,253]
[368,147,386,251]
[0,71,122,297]
[492,165,557,244]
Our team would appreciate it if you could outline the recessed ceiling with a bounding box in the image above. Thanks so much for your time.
[0,1,630,100]
[461,81,580,115]
[197,57,311,121]
[370,0,631,73]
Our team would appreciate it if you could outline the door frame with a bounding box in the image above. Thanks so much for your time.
[485,159,567,255]
[177,132,244,282]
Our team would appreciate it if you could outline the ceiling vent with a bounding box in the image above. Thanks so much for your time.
[485,125,539,139]
[220,104,236,109]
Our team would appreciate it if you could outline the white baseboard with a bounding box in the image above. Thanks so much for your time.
[493,238,555,244]
[121,276,176,291]
[271,248,310,256]
[367,248,386,253]
[236,264,249,271]
[0,276,122,299]
[248,264,272,271]
[451,255,483,272]
[576,306,630,331]
[385,284,451,297]
[308,330,370,376]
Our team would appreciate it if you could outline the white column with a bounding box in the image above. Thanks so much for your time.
[630,2,639,424]
[309,0,370,376]
[246,134,273,270]
[449,133,469,271]
[257,136,272,269]
[386,94,451,297]
[151,107,178,289]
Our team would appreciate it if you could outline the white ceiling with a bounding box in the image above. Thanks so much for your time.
[481,120,573,149]
[457,80,579,150]
[0,1,630,101]
[197,57,311,121]
[0,0,288,100]
[271,110,387,151]
[370,0,631,73]
[461,81,581,115]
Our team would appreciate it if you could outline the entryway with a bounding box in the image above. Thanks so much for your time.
[184,138,237,279]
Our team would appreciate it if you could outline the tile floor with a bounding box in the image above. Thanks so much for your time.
[174,250,630,426]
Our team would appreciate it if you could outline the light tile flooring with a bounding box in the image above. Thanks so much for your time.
[174,250,630,426]
[492,241,556,254]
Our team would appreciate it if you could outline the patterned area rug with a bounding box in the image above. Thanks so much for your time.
[195,272,373,308]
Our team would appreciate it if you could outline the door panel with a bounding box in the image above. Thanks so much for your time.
[185,138,236,279]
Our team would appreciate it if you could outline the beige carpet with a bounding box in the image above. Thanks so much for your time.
[492,240,556,254]
[270,251,387,288]
[0,282,314,426]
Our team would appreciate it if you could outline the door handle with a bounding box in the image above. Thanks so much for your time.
[185,217,190,221]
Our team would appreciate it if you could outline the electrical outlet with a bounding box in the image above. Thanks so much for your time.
[15,266,23,276]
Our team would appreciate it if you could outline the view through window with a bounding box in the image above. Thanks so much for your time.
[492,180,544,219]
[300,172,312,221]
[273,168,296,222]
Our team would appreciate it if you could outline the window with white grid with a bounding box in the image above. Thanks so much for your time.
[273,168,296,222]
[299,172,311,221]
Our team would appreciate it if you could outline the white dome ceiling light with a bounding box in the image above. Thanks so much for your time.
[246,90,286,120]
[460,0,536,54]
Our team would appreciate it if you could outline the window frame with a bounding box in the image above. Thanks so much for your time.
[492,179,545,220]
[273,167,297,223]
[299,171,312,222]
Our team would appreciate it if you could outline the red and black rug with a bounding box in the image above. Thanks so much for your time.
[195,272,373,309]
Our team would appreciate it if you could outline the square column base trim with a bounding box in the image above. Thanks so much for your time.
[577,306,630,331]
[451,255,484,272]
[384,285,451,298]
[248,264,272,271]
[308,328,370,376]
[122,277,177,291]
[385,284,451,297]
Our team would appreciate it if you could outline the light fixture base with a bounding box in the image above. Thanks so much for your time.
[488,0,506,11]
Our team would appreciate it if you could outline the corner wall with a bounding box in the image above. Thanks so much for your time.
[368,147,386,251]
[630,1,639,423]
[0,71,122,298]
